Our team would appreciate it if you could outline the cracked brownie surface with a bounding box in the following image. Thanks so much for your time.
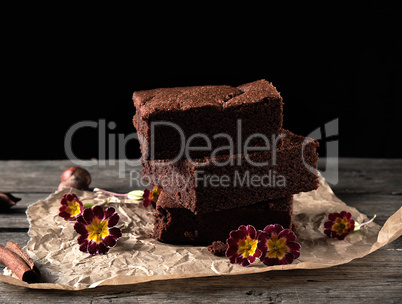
[133,79,283,160]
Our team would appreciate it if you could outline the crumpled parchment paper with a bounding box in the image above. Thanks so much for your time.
[1,176,401,290]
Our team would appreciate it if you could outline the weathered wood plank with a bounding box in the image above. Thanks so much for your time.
[0,159,401,303]
[335,193,402,225]
[0,160,143,193]
[0,158,401,194]
[0,193,50,230]
[0,232,30,249]
[318,158,402,195]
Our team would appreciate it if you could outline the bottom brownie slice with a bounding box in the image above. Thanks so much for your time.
[151,192,293,244]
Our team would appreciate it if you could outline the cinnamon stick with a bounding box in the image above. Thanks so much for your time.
[0,243,40,283]
[5,242,35,269]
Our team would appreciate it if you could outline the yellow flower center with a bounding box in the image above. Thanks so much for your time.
[86,218,109,243]
[266,234,290,259]
[66,200,81,217]
[237,236,258,258]
[332,217,350,235]
[150,187,161,202]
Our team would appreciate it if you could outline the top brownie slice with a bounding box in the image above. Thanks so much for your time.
[133,79,283,160]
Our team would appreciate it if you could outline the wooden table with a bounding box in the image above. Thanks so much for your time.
[0,158,401,303]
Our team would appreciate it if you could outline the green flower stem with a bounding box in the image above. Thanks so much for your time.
[93,188,128,197]
[83,202,95,209]
[93,188,144,200]
[354,214,377,231]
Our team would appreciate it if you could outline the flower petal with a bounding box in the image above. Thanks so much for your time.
[340,211,352,219]
[93,205,104,220]
[66,194,75,201]
[245,225,257,239]
[263,224,284,236]
[88,241,98,255]
[104,207,116,220]
[261,256,279,266]
[241,260,250,267]
[257,231,269,252]
[77,233,89,245]
[279,252,295,265]
[107,213,120,228]
[58,211,70,219]
[98,243,109,255]
[83,208,94,224]
[227,238,237,247]
[103,235,117,248]
[143,188,150,198]
[287,242,301,259]
[336,234,347,240]
[349,219,355,230]
[278,229,296,242]
[330,230,338,239]
[252,248,262,259]
[334,217,343,224]
[76,215,86,225]
[324,228,331,237]
[238,256,250,267]
[143,197,151,208]
[142,189,151,208]
[328,212,341,221]
[74,220,88,235]
[228,230,245,242]
[238,225,248,235]
[324,229,334,238]
[60,197,68,207]
[79,242,89,253]
[287,241,301,252]
[228,253,237,264]
[108,227,122,239]
[225,246,238,258]
[290,251,300,260]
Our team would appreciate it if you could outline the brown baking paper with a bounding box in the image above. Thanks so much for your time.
[1,176,402,290]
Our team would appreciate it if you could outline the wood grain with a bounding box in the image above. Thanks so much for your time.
[0,159,401,303]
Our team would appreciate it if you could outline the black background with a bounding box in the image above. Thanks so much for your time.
[1,3,401,160]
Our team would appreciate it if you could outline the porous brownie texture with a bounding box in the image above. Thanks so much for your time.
[133,79,283,160]
[207,241,228,256]
[141,129,319,214]
[151,191,293,245]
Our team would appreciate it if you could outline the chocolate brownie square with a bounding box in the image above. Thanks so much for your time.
[142,129,319,214]
[133,79,283,160]
[151,191,293,244]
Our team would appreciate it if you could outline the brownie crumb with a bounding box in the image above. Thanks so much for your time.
[207,241,228,257]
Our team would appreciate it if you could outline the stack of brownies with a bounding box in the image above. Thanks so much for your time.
[133,79,319,244]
